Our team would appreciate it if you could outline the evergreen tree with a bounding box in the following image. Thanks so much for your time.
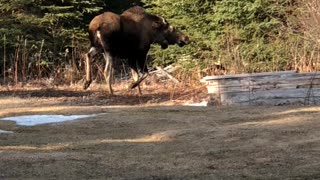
[143,0,301,74]
[0,0,105,80]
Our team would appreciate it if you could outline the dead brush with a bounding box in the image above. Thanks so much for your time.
[297,0,320,72]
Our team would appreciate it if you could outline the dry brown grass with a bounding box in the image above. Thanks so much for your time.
[1,84,320,179]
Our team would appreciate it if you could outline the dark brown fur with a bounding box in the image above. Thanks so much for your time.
[83,6,190,94]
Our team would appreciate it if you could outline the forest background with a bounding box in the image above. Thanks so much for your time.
[0,0,319,85]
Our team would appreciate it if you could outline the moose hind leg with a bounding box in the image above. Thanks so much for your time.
[103,52,114,95]
[131,68,142,95]
[83,47,98,90]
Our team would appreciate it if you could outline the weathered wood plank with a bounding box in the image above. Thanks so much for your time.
[207,84,320,94]
[204,74,320,87]
[207,81,320,91]
[217,88,320,105]
[202,70,297,81]
[202,71,320,105]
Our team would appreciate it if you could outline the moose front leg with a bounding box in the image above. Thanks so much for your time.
[128,55,149,92]
[131,68,142,95]
[129,73,148,90]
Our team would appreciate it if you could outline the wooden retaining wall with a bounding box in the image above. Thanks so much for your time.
[201,71,320,105]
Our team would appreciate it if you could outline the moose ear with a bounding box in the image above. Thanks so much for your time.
[152,22,161,29]
[152,17,168,30]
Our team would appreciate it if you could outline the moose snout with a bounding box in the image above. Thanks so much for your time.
[178,36,190,47]
[183,36,190,44]
[161,40,169,49]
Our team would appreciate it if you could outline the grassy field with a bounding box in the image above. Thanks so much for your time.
[1,85,320,179]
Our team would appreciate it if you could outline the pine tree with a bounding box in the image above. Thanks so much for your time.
[142,0,301,74]
[0,0,106,80]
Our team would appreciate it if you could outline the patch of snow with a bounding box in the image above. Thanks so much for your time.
[0,114,97,126]
[184,101,208,107]
[0,129,13,134]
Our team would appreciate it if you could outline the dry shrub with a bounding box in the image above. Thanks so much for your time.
[302,0,320,43]
[296,0,320,72]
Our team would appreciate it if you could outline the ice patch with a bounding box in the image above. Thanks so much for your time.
[0,114,97,126]
[0,129,13,134]
[184,101,208,107]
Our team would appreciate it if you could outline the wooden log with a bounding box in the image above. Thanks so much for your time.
[202,71,320,105]
[207,82,320,94]
[205,73,320,93]
[219,88,320,105]
[204,74,320,87]
[201,70,297,81]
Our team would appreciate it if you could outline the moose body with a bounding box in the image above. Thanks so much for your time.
[84,6,189,94]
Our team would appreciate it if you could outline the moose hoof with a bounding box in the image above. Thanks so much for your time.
[107,89,114,96]
[83,81,91,90]
[106,91,114,96]
[129,82,139,89]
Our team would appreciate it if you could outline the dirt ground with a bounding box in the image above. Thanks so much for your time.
[1,82,320,179]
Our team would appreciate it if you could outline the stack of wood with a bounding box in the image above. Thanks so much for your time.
[201,71,320,105]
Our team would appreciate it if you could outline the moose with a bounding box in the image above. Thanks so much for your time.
[83,6,190,95]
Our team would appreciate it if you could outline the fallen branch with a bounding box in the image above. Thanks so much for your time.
[154,66,179,83]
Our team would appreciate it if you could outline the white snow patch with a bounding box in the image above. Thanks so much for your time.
[0,114,98,126]
[0,129,13,134]
[184,101,208,107]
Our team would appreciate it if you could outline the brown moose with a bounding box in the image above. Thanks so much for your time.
[83,6,190,95]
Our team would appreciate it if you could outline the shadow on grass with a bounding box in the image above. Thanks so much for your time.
[0,88,176,106]
[0,88,92,98]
